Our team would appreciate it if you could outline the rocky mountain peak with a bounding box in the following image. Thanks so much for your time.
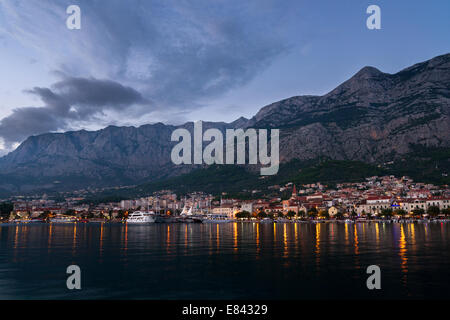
[230,116,250,128]
[353,66,384,79]
[324,65,393,101]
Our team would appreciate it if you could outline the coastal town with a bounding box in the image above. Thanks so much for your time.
[1,175,450,223]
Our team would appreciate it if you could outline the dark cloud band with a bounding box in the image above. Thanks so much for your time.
[0,76,147,147]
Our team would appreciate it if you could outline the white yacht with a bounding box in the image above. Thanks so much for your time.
[49,216,77,223]
[126,211,156,224]
[202,214,234,223]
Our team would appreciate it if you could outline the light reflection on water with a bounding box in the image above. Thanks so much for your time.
[0,222,449,299]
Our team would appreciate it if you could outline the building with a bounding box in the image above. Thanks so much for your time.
[240,201,253,214]
[212,205,236,218]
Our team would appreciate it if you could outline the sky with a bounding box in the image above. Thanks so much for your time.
[0,0,449,155]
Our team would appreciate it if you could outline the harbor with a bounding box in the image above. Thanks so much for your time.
[1,221,450,299]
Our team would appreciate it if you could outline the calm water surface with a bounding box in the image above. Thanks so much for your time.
[0,222,449,299]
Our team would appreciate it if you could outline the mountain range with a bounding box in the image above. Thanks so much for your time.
[1,53,449,196]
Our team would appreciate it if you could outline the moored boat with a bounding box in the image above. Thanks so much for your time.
[49,216,77,223]
[202,214,234,223]
[126,211,156,224]
[260,218,273,223]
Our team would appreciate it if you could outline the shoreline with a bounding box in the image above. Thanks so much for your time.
[1,218,450,225]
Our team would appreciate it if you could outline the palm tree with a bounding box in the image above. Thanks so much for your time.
[287,210,296,219]
[442,208,450,218]
[381,208,393,218]
[395,209,407,218]
[257,211,267,219]
[412,208,425,218]
[236,211,251,220]
[308,207,318,219]
[427,206,440,218]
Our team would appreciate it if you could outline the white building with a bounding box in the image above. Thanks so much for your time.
[212,205,237,218]
[240,202,253,214]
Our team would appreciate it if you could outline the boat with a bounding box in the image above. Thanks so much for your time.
[181,205,193,216]
[88,218,107,223]
[260,218,273,223]
[49,216,77,223]
[177,215,203,223]
[126,211,156,224]
[12,219,33,224]
[202,214,234,223]
[178,204,203,223]
[155,215,178,223]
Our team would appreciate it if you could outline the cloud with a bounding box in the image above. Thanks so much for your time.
[0,107,61,145]
[0,0,289,109]
[0,76,147,147]
[0,0,291,150]
[52,76,147,108]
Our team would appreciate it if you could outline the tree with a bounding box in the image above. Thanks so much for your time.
[427,206,440,217]
[287,210,296,219]
[308,207,318,218]
[117,210,126,219]
[65,209,76,216]
[319,210,329,219]
[298,210,306,218]
[442,208,450,217]
[0,202,13,218]
[257,211,267,219]
[412,208,425,217]
[236,211,251,219]
[394,209,407,217]
[381,208,393,218]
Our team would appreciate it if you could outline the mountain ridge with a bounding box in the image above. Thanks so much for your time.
[1,53,449,195]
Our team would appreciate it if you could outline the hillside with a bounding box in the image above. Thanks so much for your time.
[0,53,449,195]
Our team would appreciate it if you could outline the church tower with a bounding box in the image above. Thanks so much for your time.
[291,185,297,200]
